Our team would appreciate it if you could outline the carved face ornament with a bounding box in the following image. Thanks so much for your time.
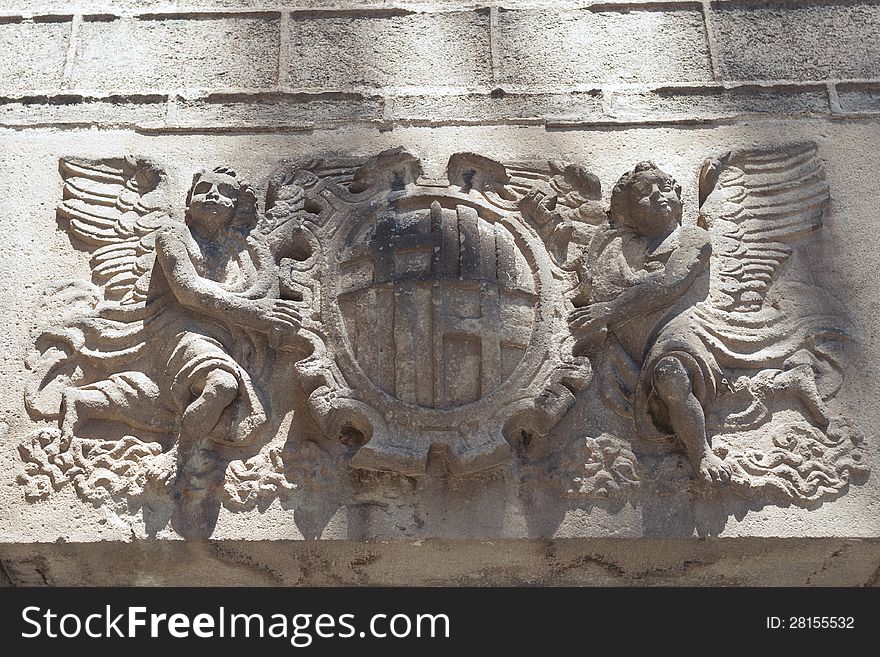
[627,170,683,237]
[187,171,240,230]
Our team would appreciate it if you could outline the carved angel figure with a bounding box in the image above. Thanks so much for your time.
[569,145,855,484]
[25,158,301,530]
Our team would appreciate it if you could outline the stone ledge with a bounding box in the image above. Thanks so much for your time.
[5,1,880,19]
[387,90,605,125]
[0,85,866,129]
[2,538,878,586]
[170,92,386,130]
[0,94,168,128]
[609,84,832,121]
[0,2,715,19]
[0,92,389,130]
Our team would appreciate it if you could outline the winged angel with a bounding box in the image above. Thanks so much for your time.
[21,157,304,531]
[566,144,866,495]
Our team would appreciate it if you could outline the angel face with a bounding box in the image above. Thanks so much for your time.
[626,170,682,236]
[610,163,683,238]
[187,171,240,231]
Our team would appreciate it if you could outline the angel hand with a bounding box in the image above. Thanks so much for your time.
[519,188,558,226]
[569,302,613,332]
[247,298,302,334]
[568,303,612,354]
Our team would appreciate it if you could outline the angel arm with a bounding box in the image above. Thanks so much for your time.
[612,226,710,327]
[571,226,711,332]
[155,226,300,334]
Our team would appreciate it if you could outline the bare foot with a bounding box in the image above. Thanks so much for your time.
[181,392,228,437]
[697,452,732,483]
[181,370,238,438]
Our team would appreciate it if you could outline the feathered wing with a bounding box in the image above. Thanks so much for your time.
[684,142,853,377]
[57,156,174,305]
[699,143,829,313]
[693,145,868,499]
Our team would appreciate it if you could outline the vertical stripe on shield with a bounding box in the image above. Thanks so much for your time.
[394,283,434,405]
[375,286,395,394]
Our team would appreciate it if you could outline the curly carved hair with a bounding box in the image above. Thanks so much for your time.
[608,161,681,228]
[185,165,258,230]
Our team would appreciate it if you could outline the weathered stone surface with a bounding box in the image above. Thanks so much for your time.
[71,15,280,92]
[712,3,880,82]
[609,85,831,122]
[1,1,880,587]
[495,8,712,88]
[0,18,69,93]
[284,11,492,91]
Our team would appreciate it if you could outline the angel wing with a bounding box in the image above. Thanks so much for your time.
[699,143,829,312]
[57,156,174,306]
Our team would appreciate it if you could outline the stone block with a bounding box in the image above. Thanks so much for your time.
[70,14,280,92]
[495,7,712,88]
[0,18,70,93]
[284,10,492,91]
[712,2,880,81]
[837,83,880,114]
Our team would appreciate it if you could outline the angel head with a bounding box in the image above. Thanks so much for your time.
[185,166,257,233]
[609,161,682,237]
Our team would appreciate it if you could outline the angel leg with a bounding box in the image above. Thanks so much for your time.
[172,367,239,539]
[60,387,93,439]
[171,434,225,539]
[61,373,167,439]
[780,350,832,426]
[652,356,731,483]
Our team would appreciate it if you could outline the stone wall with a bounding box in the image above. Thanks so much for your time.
[1,1,879,585]
[2,1,880,130]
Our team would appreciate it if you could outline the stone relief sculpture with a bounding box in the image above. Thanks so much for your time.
[20,159,303,535]
[17,144,869,537]
[567,147,861,488]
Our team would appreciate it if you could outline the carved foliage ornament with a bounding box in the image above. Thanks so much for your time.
[17,145,869,537]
